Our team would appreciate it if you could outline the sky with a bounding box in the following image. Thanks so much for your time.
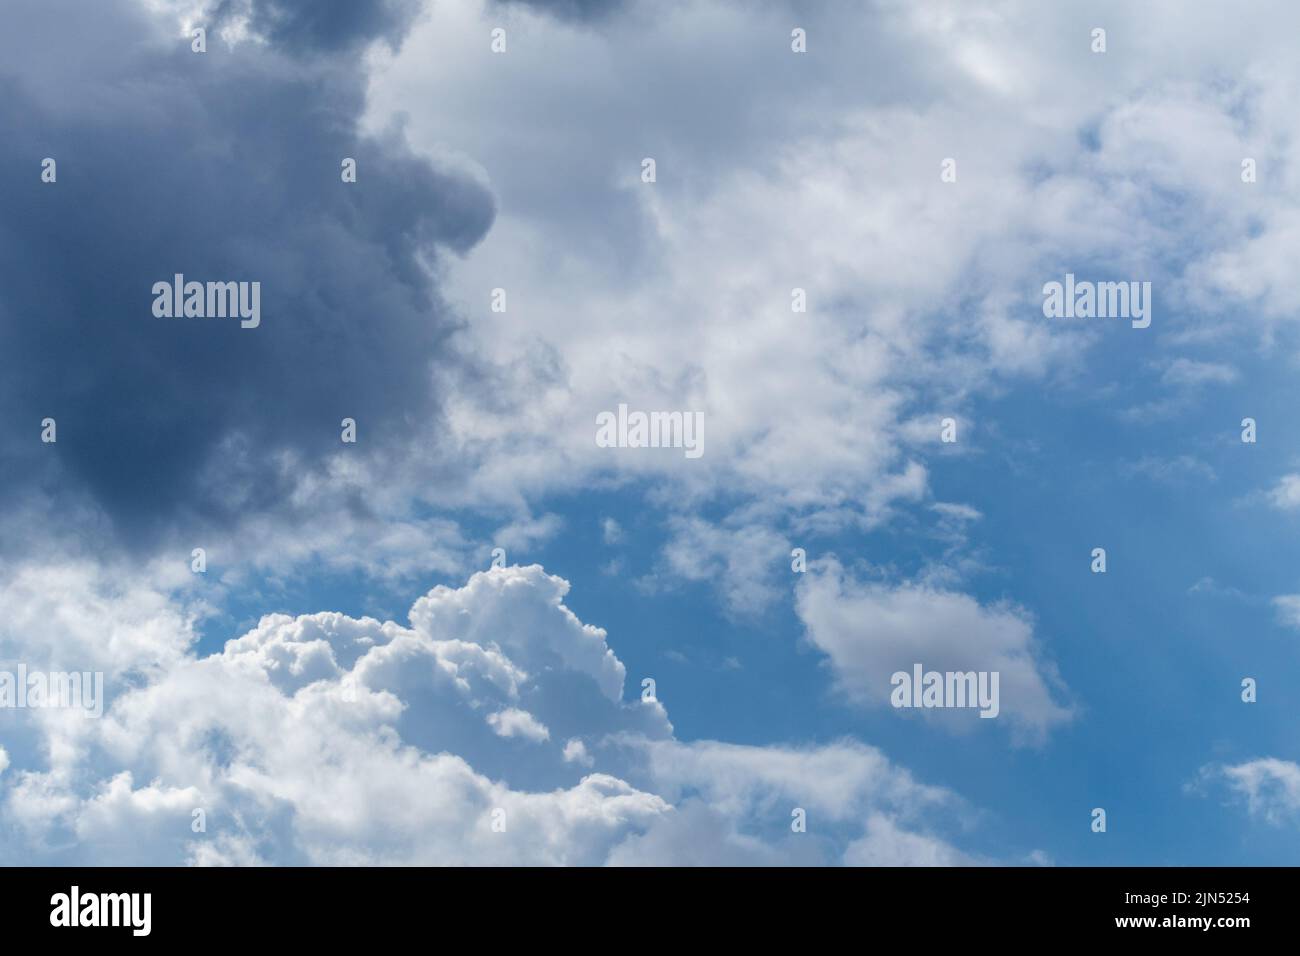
[0,0,1298,866]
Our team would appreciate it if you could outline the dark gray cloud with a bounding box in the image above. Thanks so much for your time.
[0,0,494,545]
[493,0,625,23]
[212,0,423,54]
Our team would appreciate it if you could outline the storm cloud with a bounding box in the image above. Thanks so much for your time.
[0,0,493,544]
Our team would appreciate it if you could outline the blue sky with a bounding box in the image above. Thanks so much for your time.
[1,0,1299,866]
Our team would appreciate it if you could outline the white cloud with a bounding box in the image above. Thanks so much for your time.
[329,0,1300,625]
[563,739,594,767]
[0,562,984,865]
[1267,474,1300,511]
[1272,595,1300,629]
[0,561,198,679]
[1158,358,1239,388]
[492,513,564,554]
[487,708,551,743]
[659,517,789,616]
[611,736,973,866]
[1121,455,1217,485]
[1203,759,1300,825]
[843,814,978,867]
[795,560,1073,740]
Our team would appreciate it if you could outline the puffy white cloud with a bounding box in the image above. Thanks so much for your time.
[0,561,198,678]
[408,566,630,704]
[71,773,205,866]
[563,738,594,766]
[0,562,982,865]
[795,560,1073,740]
[488,707,551,742]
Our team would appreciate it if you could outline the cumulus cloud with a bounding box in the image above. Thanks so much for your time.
[0,563,981,865]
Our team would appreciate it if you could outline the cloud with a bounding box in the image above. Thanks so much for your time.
[1157,358,1239,388]
[562,738,594,766]
[843,814,979,867]
[1272,594,1300,629]
[1200,759,1300,825]
[490,0,624,23]
[487,707,551,742]
[350,0,1300,598]
[11,0,1290,596]
[0,561,199,678]
[1267,474,1300,511]
[612,736,972,866]
[210,0,423,54]
[5,0,1300,594]
[659,517,789,616]
[601,517,622,544]
[795,560,1074,740]
[1120,455,1217,485]
[0,562,982,865]
[10,0,1299,868]
[0,0,493,546]
[491,513,564,553]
